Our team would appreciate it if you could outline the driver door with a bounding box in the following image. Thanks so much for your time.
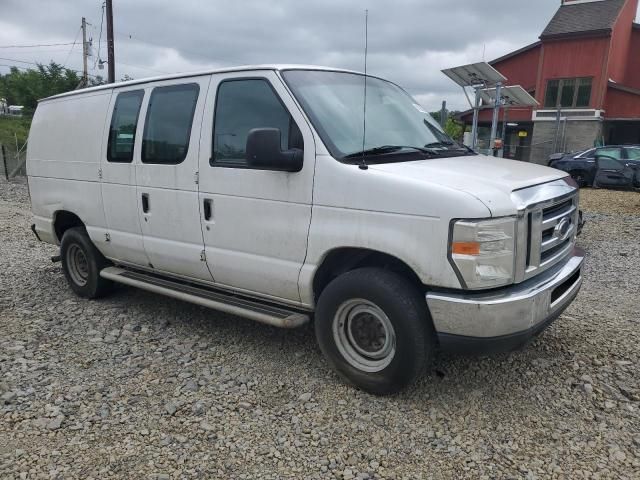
[196,71,316,305]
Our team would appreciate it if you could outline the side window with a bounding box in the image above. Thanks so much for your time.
[597,147,622,160]
[579,149,596,159]
[212,79,302,167]
[107,90,144,163]
[626,148,640,160]
[597,157,623,170]
[142,83,199,164]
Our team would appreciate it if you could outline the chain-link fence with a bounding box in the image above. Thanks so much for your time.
[0,141,27,179]
[473,141,555,165]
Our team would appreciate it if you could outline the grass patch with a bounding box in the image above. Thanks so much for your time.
[0,115,32,153]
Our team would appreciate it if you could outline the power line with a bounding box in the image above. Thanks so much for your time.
[0,57,98,77]
[0,42,77,49]
[94,1,106,69]
[0,63,28,70]
[62,26,83,69]
[0,48,80,54]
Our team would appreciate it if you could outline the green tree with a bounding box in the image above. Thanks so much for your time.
[443,117,464,141]
[429,109,465,141]
[0,62,81,111]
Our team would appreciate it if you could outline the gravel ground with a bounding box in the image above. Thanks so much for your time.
[1,178,639,479]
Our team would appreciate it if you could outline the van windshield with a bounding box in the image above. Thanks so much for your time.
[282,69,471,162]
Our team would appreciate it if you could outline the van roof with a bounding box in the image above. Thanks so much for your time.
[41,64,365,102]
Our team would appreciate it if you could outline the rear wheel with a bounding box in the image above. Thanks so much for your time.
[315,268,435,395]
[60,227,113,298]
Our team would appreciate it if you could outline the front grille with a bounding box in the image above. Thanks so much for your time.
[512,179,579,283]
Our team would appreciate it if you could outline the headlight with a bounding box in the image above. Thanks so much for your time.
[449,217,516,289]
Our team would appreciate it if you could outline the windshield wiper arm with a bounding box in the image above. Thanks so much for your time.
[424,141,476,155]
[424,141,457,148]
[343,145,436,159]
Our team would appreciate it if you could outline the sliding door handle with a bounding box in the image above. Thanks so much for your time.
[141,193,150,213]
[203,198,212,221]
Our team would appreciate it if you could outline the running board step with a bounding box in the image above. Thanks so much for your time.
[100,267,310,329]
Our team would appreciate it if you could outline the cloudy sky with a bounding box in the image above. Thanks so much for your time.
[1,0,638,111]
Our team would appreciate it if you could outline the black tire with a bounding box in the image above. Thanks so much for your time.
[60,227,113,298]
[315,268,435,395]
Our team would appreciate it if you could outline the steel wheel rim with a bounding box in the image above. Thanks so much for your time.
[332,299,396,373]
[67,244,89,286]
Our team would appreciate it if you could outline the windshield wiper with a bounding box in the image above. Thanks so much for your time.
[343,145,436,159]
[424,141,476,155]
[424,141,457,148]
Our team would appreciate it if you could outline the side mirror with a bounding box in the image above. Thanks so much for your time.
[245,128,303,172]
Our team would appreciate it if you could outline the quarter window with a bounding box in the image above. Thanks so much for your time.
[544,78,592,108]
[142,83,199,164]
[212,79,302,167]
[107,90,144,163]
[626,148,640,160]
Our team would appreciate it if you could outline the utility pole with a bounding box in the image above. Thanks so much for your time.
[81,17,88,87]
[106,0,115,83]
[440,101,447,128]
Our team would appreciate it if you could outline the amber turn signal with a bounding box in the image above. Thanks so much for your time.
[451,241,480,256]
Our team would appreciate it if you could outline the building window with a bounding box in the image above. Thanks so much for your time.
[544,77,591,109]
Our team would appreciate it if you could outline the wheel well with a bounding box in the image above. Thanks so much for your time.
[53,211,84,242]
[312,248,423,302]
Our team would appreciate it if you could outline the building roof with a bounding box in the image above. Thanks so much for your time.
[489,41,542,66]
[540,0,626,39]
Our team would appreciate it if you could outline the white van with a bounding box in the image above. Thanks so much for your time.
[28,65,584,394]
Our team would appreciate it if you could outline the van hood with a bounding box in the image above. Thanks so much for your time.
[368,154,568,216]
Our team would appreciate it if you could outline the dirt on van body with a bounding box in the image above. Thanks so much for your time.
[1,178,639,480]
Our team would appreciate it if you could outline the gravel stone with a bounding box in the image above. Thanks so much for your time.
[1,180,639,479]
[164,401,178,416]
[1,390,17,404]
[298,392,313,402]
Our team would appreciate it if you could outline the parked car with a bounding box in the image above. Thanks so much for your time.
[27,65,585,394]
[549,145,640,188]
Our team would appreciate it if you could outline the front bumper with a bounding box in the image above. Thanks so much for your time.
[427,247,584,354]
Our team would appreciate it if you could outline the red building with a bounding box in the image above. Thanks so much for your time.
[460,0,640,163]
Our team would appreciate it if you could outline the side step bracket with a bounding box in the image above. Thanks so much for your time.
[100,267,310,329]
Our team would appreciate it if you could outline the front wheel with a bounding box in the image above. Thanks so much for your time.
[315,268,435,395]
[60,227,113,298]
[569,171,587,188]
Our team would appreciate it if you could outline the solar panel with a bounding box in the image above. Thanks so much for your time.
[480,85,539,107]
[441,62,507,87]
